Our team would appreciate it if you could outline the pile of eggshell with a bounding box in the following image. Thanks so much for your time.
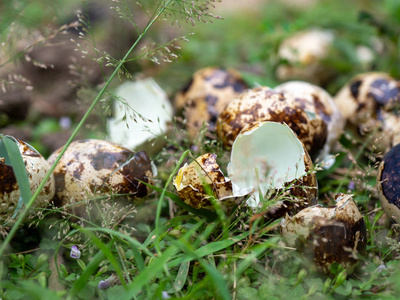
[171,65,400,274]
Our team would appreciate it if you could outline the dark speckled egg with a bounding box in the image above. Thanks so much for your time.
[377,143,400,222]
[47,139,155,208]
[174,67,249,139]
[0,136,55,221]
[281,193,367,274]
[216,86,328,158]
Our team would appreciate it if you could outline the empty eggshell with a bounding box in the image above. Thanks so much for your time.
[228,121,318,218]
[173,153,240,209]
[0,136,55,221]
[48,139,155,208]
[334,72,400,151]
[174,67,249,139]
[216,86,327,158]
[281,193,367,274]
[274,81,344,160]
[377,143,400,222]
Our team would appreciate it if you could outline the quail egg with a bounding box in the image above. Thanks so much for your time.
[48,139,155,209]
[334,72,400,151]
[216,86,327,158]
[0,136,55,221]
[228,121,318,219]
[274,81,344,160]
[173,153,241,209]
[377,143,400,222]
[174,67,249,139]
[281,193,367,274]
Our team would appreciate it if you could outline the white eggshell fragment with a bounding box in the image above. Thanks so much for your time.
[216,86,327,158]
[107,78,173,150]
[274,81,344,160]
[276,28,334,83]
[377,143,400,222]
[228,122,318,218]
[0,137,55,221]
[281,193,367,274]
[173,153,241,209]
[48,139,155,208]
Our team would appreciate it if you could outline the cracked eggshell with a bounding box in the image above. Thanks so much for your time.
[174,67,249,139]
[281,193,367,274]
[377,143,400,222]
[276,28,335,84]
[173,153,240,210]
[228,122,318,219]
[0,137,55,221]
[47,139,155,208]
[334,72,400,152]
[274,81,344,159]
[216,86,327,158]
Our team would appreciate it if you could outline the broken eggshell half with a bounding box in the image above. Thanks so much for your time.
[0,136,55,221]
[228,121,318,219]
[174,67,249,139]
[217,86,327,159]
[173,153,242,210]
[377,143,400,222]
[48,139,155,210]
[281,193,367,274]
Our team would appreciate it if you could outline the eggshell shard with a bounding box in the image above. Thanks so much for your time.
[281,193,367,274]
[334,72,400,151]
[216,86,327,158]
[0,137,55,221]
[173,153,240,209]
[47,139,154,208]
[228,122,318,219]
[174,67,249,139]
[377,143,400,222]
[274,81,344,160]
[276,28,335,84]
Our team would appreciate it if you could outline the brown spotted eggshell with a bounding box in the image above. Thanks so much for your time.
[47,139,154,208]
[174,67,249,139]
[216,86,327,158]
[173,153,240,210]
[281,193,367,274]
[0,137,55,221]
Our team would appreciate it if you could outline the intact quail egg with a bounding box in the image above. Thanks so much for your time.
[334,72,400,152]
[377,143,400,222]
[173,153,241,209]
[0,136,55,221]
[216,86,327,158]
[228,121,318,218]
[274,81,344,160]
[48,139,155,208]
[281,193,367,274]
[276,28,335,84]
[174,67,249,139]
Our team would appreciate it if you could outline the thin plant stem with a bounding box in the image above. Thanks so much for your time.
[0,0,174,257]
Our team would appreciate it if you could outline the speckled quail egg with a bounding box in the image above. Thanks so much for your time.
[228,121,318,219]
[377,143,400,222]
[281,193,367,274]
[334,72,400,151]
[173,153,242,210]
[47,139,155,208]
[0,136,55,221]
[216,86,327,158]
[174,67,249,139]
[274,81,344,160]
[276,28,335,84]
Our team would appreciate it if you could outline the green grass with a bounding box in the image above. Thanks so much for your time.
[1,0,400,299]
